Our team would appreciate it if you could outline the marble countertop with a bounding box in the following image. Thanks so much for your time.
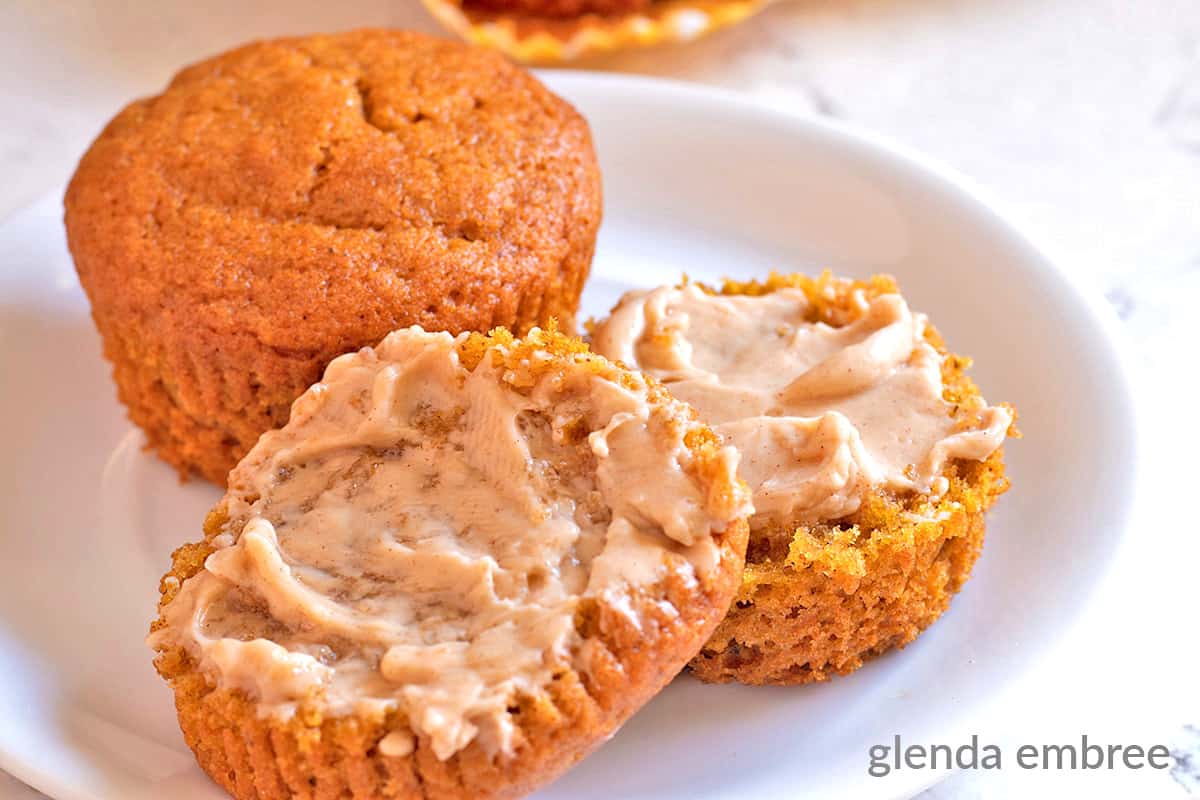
[1,1,1196,797]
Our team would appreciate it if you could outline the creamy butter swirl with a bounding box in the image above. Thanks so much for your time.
[150,328,747,761]
[591,283,1011,528]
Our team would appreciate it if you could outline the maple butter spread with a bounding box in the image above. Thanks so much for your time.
[149,328,748,762]
[591,283,1012,529]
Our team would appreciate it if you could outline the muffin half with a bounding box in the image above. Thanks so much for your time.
[590,272,1015,685]
[66,30,602,484]
[149,326,750,799]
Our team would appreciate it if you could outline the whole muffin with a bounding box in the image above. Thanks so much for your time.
[65,30,602,484]
[591,272,1016,685]
[149,326,751,800]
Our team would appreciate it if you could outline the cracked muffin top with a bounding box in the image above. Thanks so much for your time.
[64,29,602,483]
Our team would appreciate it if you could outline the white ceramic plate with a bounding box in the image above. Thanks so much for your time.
[0,73,1138,800]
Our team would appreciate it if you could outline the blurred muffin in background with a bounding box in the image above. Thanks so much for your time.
[421,0,771,62]
[468,0,655,13]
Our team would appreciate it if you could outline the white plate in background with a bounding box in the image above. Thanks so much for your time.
[0,73,1138,800]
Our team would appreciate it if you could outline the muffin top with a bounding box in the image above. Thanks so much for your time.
[65,29,601,353]
[150,327,749,762]
[590,275,1013,530]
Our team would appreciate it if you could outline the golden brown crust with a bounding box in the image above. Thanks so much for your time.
[681,272,1016,685]
[65,29,602,485]
[151,328,750,800]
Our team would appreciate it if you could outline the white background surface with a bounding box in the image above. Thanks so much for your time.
[0,1,1197,798]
